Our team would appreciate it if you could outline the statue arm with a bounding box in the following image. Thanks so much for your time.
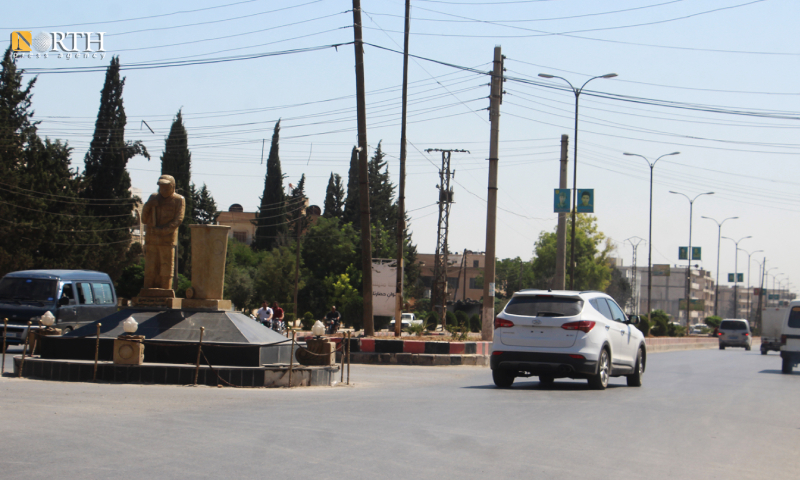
[141,194,157,226]
[164,196,186,231]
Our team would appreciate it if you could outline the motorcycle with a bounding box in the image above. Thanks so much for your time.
[326,317,340,335]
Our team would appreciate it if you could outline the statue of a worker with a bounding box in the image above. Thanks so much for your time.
[141,175,185,291]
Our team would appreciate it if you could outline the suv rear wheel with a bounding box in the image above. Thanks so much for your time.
[492,368,515,388]
[782,357,793,374]
[588,349,610,390]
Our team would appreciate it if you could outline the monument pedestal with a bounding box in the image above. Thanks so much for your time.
[113,335,145,365]
[296,338,335,366]
[182,299,232,311]
[133,288,181,309]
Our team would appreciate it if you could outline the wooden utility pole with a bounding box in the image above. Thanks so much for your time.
[352,0,374,335]
[394,0,411,338]
[554,134,568,290]
[482,46,503,341]
[293,216,301,330]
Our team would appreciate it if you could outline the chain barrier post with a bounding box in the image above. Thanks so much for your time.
[347,331,351,385]
[93,323,102,381]
[18,321,31,378]
[340,335,345,384]
[194,326,205,386]
[2,318,8,374]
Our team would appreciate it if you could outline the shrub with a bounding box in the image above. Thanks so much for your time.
[301,311,315,330]
[444,311,457,328]
[705,316,722,329]
[455,310,468,327]
[636,315,651,337]
[649,309,670,336]
[425,311,439,331]
[406,322,427,337]
[469,314,481,333]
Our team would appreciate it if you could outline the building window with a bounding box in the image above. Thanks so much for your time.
[473,260,479,268]
[233,231,247,243]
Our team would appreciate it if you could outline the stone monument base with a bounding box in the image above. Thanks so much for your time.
[182,299,232,311]
[137,288,175,298]
[113,335,145,365]
[131,297,183,309]
[296,338,335,366]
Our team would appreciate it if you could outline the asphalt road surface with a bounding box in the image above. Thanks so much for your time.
[1,346,797,479]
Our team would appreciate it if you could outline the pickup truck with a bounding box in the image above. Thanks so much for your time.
[388,313,422,330]
[761,307,786,355]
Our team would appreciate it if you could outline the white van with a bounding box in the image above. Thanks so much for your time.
[780,302,800,374]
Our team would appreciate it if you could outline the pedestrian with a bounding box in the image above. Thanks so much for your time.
[256,300,273,327]
[272,301,285,332]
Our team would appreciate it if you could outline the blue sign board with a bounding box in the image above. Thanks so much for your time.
[692,247,701,261]
[553,188,570,213]
[679,247,688,260]
[576,189,594,213]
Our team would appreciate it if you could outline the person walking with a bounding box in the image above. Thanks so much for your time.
[256,301,273,327]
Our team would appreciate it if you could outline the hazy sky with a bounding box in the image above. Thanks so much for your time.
[5,0,799,296]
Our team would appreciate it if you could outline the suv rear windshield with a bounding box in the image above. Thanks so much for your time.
[788,307,800,328]
[720,320,747,330]
[0,277,57,305]
[504,296,583,317]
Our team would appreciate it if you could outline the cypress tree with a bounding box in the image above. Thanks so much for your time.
[160,110,192,274]
[367,141,396,229]
[323,172,344,219]
[82,56,149,280]
[342,146,360,227]
[254,120,286,250]
[191,183,219,225]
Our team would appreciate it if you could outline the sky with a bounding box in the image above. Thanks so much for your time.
[4,0,799,297]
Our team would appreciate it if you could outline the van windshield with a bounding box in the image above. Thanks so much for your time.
[504,296,583,317]
[0,277,58,305]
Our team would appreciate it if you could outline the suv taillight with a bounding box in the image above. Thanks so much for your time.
[561,321,596,333]
[494,317,514,329]
[781,335,787,346]
[744,332,750,337]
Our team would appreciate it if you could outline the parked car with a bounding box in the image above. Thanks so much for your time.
[717,319,751,350]
[0,270,117,349]
[490,290,646,390]
[388,313,421,330]
[780,302,800,374]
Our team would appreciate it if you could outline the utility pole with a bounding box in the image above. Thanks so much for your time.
[393,0,411,338]
[352,0,373,335]
[625,236,645,314]
[293,216,302,330]
[756,257,766,331]
[427,148,467,329]
[482,46,503,341]
[554,134,568,290]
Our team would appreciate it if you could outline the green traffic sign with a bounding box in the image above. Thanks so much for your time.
[692,247,701,260]
[678,247,688,260]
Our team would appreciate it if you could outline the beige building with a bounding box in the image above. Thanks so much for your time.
[416,250,486,302]
[217,204,256,245]
[620,265,715,325]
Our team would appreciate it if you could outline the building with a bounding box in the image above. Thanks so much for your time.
[619,265,715,325]
[216,204,256,245]
[416,250,486,303]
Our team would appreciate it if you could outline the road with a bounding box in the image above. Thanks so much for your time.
[1,346,797,479]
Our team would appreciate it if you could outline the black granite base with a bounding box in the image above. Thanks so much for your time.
[12,357,338,387]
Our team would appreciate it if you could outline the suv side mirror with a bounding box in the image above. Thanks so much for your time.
[627,314,640,325]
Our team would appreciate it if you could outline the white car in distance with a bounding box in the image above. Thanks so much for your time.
[491,290,646,390]
[388,313,421,331]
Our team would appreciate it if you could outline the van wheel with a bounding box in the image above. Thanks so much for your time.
[719,345,725,350]
[538,375,554,385]
[782,357,793,374]
[761,346,768,355]
[745,345,751,351]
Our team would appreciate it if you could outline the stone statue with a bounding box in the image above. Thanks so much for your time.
[141,175,185,290]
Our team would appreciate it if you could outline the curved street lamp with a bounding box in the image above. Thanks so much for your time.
[740,248,763,323]
[539,72,617,290]
[625,151,679,317]
[701,216,737,316]
[670,191,714,326]
[722,235,751,318]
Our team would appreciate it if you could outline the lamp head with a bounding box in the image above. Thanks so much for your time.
[311,320,326,337]
[40,311,55,327]
[123,316,138,333]
[601,73,618,78]
[538,73,554,78]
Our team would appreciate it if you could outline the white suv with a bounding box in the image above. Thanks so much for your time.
[490,290,646,390]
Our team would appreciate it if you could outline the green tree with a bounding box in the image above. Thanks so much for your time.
[82,56,149,280]
[530,214,613,291]
[323,172,344,219]
[253,245,303,309]
[495,257,535,299]
[191,183,219,225]
[342,146,360,227]
[367,141,396,230]
[160,110,193,275]
[254,120,286,251]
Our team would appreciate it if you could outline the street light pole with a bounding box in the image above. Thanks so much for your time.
[540,72,617,290]
[670,191,714,327]
[740,248,762,323]
[701,216,737,317]
[625,151,679,319]
[772,273,784,307]
[722,235,751,318]
[625,236,645,314]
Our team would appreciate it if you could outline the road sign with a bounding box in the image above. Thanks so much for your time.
[692,247,701,260]
[728,273,743,282]
[678,247,688,260]
[652,264,671,277]
[553,188,570,213]
[576,189,594,213]
[679,299,705,311]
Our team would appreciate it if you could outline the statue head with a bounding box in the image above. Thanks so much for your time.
[157,175,176,198]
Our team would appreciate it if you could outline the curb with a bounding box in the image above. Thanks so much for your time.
[335,352,490,366]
